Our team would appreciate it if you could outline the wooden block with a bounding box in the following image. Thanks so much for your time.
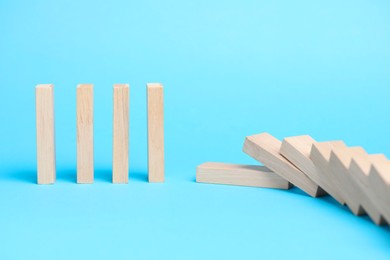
[349,154,388,225]
[196,162,292,189]
[112,84,129,184]
[368,161,390,223]
[309,142,347,204]
[328,147,367,215]
[281,136,346,199]
[147,83,164,182]
[77,84,94,184]
[243,132,321,197]
[36,84,56,184]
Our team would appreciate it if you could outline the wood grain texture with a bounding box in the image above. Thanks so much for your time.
[112,84,129,184]
[309,142,346,205]
[77,84,94,184]
[328,147,367,215]
[147,83,164,182]
[349,154,388,225]
[36,84,56,184]
[196,162,292,189]
[243,132,321,197]
[369,161,390,223]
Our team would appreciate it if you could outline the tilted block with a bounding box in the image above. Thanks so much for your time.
[243,132,322,197]
[196,162,292,189]
[368,161,390,223]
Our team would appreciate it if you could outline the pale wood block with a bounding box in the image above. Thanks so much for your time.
[112,84,129,184]
[243,132,321,197]
[309,142,347,205]
[77,84,94,184]
[196,162,292,189]
[147,83,164,182]
[328,147,367,215]
[349,154,388,225]
[36,84,56,184]
[368,161,390,223]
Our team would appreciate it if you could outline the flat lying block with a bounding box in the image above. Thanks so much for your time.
[310,142,346,205]
[36,84,56,184]
[369,161,390,223]
[350,154,388,225]
[243,132,322,197]
[328,147,367,215]
[77,84,94,184]
[112,84,129,184]
[147,83,164,182]
[196,162,292,189]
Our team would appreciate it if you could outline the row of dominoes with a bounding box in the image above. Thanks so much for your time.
[36,83,164,184]
[196,132,390,226]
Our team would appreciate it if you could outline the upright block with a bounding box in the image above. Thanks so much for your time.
[368,162,390,223]
[77,84,94,184]
[328,147,367,215]
[36,84,56,184]
[147,83,164,182]
[280,136,345,201]
[349,154,388,225]
[243,132,322,197]
[310,142,346,205]
[112,84,129,184]
[196,162,292,189]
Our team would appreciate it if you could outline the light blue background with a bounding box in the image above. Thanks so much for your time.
[1,0,390,259]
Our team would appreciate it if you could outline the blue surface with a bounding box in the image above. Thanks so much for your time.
[1,0,390,259]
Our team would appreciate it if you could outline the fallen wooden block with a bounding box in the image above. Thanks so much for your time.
[196,162,292,189]
[243,132,322,197]
[310,142,346,205]
[36,84,56,184]
[368,161,390,223]
[349,154,388,225]
[112,84,129,184]
[328,146,367,215]
[77,84,94,184]
[147,83,164,182]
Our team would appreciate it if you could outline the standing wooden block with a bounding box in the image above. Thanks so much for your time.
[309,142,346,205]
[36,84,56,184]
[243,132,321,197]
[196,162,292,189]
[280,136,345,201]
[112,84,129,184]
[77,84,94,184]
[328,147,367,215]
[368,162,390,223]
[349,154,388,225]
[147,83,164,182]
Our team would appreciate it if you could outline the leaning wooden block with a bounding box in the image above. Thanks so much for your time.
[280,135,346,198]
[112,84,129,184]
[36,84,56,184]
[368,161,390,223]
[77,84,94,184]
[147,83,164,182]
[243,132,322,197]
[349,154,388,225]
[196,162,292,189]
[328,147,367,215]
[310,142,346,205]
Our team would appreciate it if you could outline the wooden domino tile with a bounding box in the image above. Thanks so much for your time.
[36,84,56,184]
[328,147,367,215]
[112,84,129,184]
[309,142,346,205]
[349,154,388,225]
[243,132,322,197]
[77,84,94,184]
[368,161,390,223]
[196,162,292,189]
[147,83,164,182]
